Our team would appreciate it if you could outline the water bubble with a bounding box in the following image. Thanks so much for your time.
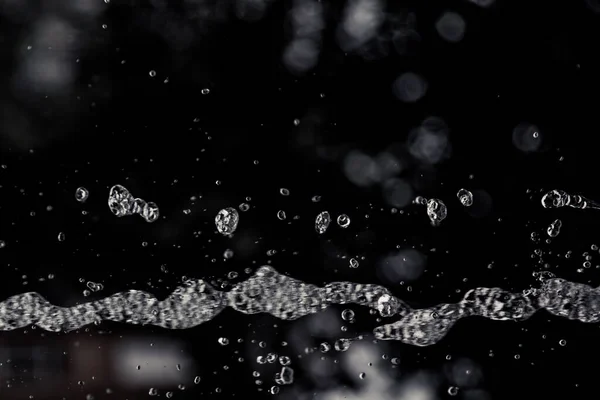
[194,376,201,384]
[448,386,459,396]
[216,208,239,235]
[75,187,89,203]
[315,211,331,234]
[201,88,210,95]
[349,258,359,268]
[337,214,351,228]
[311,195,321,202]
[457,189,473,207]
[239,203,250,212]
[270,386,280,394]
[547,219,562,238]
[149,70,156,77]
[277,210,287,220]
[559,339,567,346]
[148,388,157,396]
[341,309,355,321]
[414,195,427,205]
[280,188,290,196]
[57,232,66,242]
[224,249,234,259]
[359,372,366,379]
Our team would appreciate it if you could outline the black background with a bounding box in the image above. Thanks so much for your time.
[2,0,600,398]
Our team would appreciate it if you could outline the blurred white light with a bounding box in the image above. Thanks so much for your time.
[435,12,466,43]
[407,117,451,164]
[343,150,380,186]
[378,249,426,283]
[283,38,320,73]
[392,72,428,103]
[337,0,384,51]
[512,123,542,153]
[112,338,195,387]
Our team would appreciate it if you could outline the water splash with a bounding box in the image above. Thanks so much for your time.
[1,266,598,347]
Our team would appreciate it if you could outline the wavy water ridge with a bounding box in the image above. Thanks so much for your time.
[0,266,596,347]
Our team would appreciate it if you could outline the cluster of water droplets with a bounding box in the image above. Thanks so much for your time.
[1,265,598,348]
[315,212,351,234]
[108,184,159,222]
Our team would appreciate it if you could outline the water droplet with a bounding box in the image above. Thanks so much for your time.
[149,70,156,77]
[315,211,331,234]
[457,188,473,206]
[193,376,201,384]
[547,219,562,237]
[277,210,287,220]
[337,214,351,228]
[215,208,239,235]
[349,258,359,268]
[279,188,290,196]
[57,232,66,242]
[448,386,459,396]
[341,309,355,321]
[75,187,89,203]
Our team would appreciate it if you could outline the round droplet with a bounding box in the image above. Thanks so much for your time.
[341,309,355,321]
[239,203,250,212]
[201,88,210,95]
[148,387,157,396]
[0,240,5,248]
[279,356,290,365]
[337,214,351,228]
[448,386,459,396]
[223,249,234,259]
[277,210,287,220]
[218,337,229,346]
[349,258,359,268]
[280,188,290,196]
[149,70,156,77]
[193,376,201,384]
[457,188,473,207]
[334,339,351,352]
[359,372,366,379]
[319,342,331,353]
[75,187,89,203]
[57,232,66,242]
[559,339,567,346]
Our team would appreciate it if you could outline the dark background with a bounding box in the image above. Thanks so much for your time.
[2,0,600,398]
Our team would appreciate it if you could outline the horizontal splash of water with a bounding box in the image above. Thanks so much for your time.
[0,266,595,346]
